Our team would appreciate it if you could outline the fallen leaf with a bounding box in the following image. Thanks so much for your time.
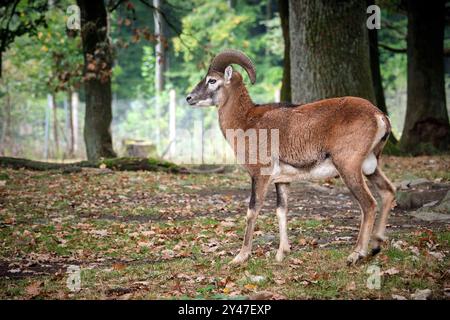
[25,281,43,298]
[382,267,400,276]
[112,263,126,271]
[248,291,273,300]
[244,283,257,291]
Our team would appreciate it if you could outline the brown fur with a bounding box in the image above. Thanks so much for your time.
[188,69,396,265]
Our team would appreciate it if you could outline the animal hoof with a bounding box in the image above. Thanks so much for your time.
[370,246,381,256]
[230,252,250,265]
[275,250,285,262]
[370,235,386,256]
[346,251,366,266]
[275,246,290,262]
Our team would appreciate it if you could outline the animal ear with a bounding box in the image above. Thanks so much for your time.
[224,65,233,83]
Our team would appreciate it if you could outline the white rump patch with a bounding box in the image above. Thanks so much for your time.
[371,114,387,150]
[362,152,377,175]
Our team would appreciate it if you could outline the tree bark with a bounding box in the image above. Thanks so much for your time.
[67,89,75,157]
[0,82,12,155]
[368,30,386,112]
[71,91,79,156]
[153,0,165,150]
[289,0,375,105]
[278,0,291,102]
[153,0,165,93]
[400,0,449,154]
[77,0,116,161]
[51,94,59,157]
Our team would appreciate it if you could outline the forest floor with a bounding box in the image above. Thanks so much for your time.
[0,156,449,300]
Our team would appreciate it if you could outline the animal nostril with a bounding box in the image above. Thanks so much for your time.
[186,95,192,102]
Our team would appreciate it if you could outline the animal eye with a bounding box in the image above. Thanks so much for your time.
[208,79,217,84]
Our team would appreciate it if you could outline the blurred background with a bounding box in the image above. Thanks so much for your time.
[0,0,449,164]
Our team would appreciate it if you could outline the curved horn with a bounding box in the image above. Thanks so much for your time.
[209,49,256,84]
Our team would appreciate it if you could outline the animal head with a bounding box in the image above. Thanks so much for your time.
[186,49,256,107]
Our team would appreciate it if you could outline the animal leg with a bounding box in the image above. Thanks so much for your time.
[230,176,270,264]
[275,183,290,262]
[367,167,396,256]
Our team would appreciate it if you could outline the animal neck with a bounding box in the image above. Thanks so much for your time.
[218,83,254,133]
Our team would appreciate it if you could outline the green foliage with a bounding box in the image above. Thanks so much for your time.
[171,0,283,102]
[382,139,403,156]
[8,5,83,94]
[378,8,408,139]
[141,45,156,97]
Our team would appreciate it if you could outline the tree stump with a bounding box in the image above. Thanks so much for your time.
[124,140,157,158]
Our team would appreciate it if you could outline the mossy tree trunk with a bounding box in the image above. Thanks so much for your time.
[289,0,375,105]
[278,0,291,102]
[399,0,449,154]
[77,0,116,161]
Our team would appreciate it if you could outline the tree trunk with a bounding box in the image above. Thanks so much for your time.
[51,94,59,158]
[399,0,449,154]
[278,0,291,102]
[77,0,116,161]
[153,0,165,93]
[67,89,75,157]
[44,94,51,159]
[368,31,386,113]
[168,89,176,158]
[0,156,184,173]
[153,0,165,150]
[289,0,375,105]
[0,83,11,155]
[71,91,79,156]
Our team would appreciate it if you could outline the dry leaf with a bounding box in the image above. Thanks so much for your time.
[112,263,126,271]
[244,283,257,291]
[249,291,273,300]
[26,281,43,298]
[382,267,400,276]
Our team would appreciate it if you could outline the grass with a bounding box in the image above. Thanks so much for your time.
[0,155,449,299]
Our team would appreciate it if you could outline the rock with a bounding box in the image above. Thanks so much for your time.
[397,189,448,210]
[408,189,450,221]
[435,190,450,213]
[398,178,430,190]
[410,211,450,222]
[411,289,432,300]
[422,200,439,208]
